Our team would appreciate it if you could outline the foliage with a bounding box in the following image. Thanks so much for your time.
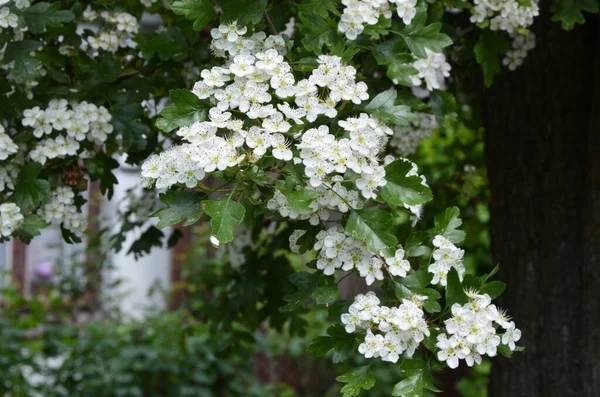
[0,0,590,395]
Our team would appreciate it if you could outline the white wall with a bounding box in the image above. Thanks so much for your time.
[102,164,172,319]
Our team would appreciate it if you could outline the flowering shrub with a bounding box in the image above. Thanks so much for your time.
[0,0,593,394]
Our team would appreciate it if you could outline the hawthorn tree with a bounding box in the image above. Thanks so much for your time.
[0,0,596,395]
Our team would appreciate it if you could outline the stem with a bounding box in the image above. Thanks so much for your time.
[264,11,278,36]
[323,182,355,211]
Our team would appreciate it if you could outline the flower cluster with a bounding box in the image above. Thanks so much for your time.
[312,227,411,283]
[410,49,452,91]
[0,162,17,192]
[470,0,539,34]
[338,0,418,40]
[0,202,23,238]
[81,6,138,54]
[22,99,114,165]
[503,32,536,71]
[0,0,30,37]
[268,183,363,226]
[142,24,399,204]
[342,292,430,362]
[436,290,521,368]
[0,4,18,33]
[390,113,437,156]
[37,186,87,238]
[428,235,465,286]
[0,125,18,160]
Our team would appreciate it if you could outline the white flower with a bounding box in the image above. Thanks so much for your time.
[385,247,411,277]
[502,323,522,351]
[0,203,24,237]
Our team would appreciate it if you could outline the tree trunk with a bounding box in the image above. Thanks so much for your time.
[483,3,600,397]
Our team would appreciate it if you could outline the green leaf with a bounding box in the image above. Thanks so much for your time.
[298,14,339,54]
[498,344,525,358]
[552,0,599,30]
[282,271,319,312]
[280,188,320,214]
[307,324,355,362]
[337,366,376,397]
[298,0,339,18]
[405,231,432,257]
[346,209,398,257]
[401,269,432,290]
[22,2,74,34]
[111,94,148,152]
[416,288,442,313]
[154,190,206,229]
[481,264,499,284]
[18,214,49,243]
[392,372,424,397]
[156,89,208,133]
[482,281,506,299]
[12,163,51,210]
[219,0,268,26]
[138,27,188,60]
[83,153,120,199]
[474,31,510,87]
[363,17,392,40]
[3,40,41,79]
[312,284,338,305]
[202,194,246,244]
[364,87,414,125]
[127,226,164,260]
[446,268,468,307]
[433,207,466,244]
[172,0,216,31]
[380,159,433,206]
[402,22,452,58]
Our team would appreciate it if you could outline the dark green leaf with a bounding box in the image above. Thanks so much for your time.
[172,0,216,31]
[337,366,376,397]
[392,371,423,397]
[154,190,206,229]
[282,271,319,312]
[474,31,510,87]
[312,284,338,305]
[552,0,599,30]
[446,268,468,307]
[12,163,51,209]
[156,89,208,133]
[402,22,452,58]
[298,0,339,18]
[18,214,49,243]
[307,324,355,362]
[83,153,120,199]
[22,2,74,34]
[202,194,246,244]
[380,159,433,206]
[219,0,267,25]
[433,206,466,244]
[127,226,164,260]
[280,188,320,214]
[346,209,398,257]
[3,40,41,79]
[298,14,339,54]
[401,269,433,289]
[364,88,414,125]
[482,281,506,299]
[405,231,432,257]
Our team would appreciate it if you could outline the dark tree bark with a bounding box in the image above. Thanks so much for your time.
[483,3,600,397]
